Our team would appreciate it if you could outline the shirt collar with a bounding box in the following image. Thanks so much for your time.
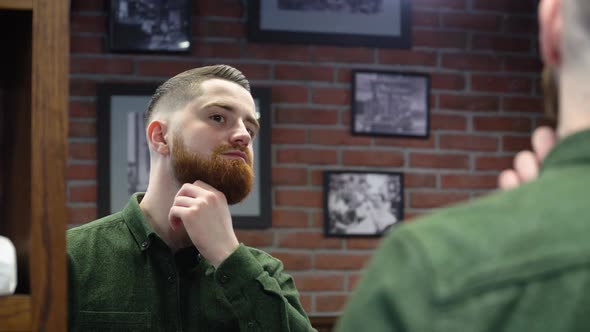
[122,192,157,251]
[541,128,590,174]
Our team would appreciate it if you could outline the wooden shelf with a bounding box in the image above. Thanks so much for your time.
[0,0,33,10]
[0,296,31,331]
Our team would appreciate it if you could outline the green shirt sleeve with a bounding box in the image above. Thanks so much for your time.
[335,228,435,332]
[214,244,316,332]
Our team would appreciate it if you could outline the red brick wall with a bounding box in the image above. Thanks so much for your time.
[68,0,546,315]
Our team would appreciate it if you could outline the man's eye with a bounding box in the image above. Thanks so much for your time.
[210,114,225,123]
[247,128,256,137]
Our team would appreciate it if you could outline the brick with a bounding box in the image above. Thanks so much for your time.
[69,100,96,118]
[308,129,371,146]
[342,150,404,167]
[440,134,499,151]
[293,274,345,292]
[272,128,307,144]
[275,64,334,82]
[191,41,241,58]
[430,73,465,90]
[196,0,243,17]
[277,232,342,249]
[272,209,308,228]
[378,50,437,66]
[68,206,97,225]
[70,14,106,33]
[413,30,467,49]
[502,96,543,113]
[310,169,323,186]
[316,295,348,312]
[71,0,104,12]
[502,135,531,152]
[275,189,323,208]
[347,238,381,250]
[244,44,310,61]
[69,184,97,202]
[410,192,470,208]
[413,9,440,27]
[234,230,273,247]
[503,17,538,35]
[192,20,207,37]
[536,117,557,128]
[272,85,309,104]
[136,59,194,77]
[405,172,437,188]
[337,68,352,84]
[348,273,363,291]
[69,142,97,160]
[315,253,371,270]
[267,251,312,270]
[312,87,350,105]
[473,116,531,132]
[504,56,543,73]
[70,79,97,97]
[410,153,469,169]
[70,35,103,54]
[71,57,134,75]
[439,94,499,112]
[67,164,97,180]
[275,107,339,125]
[272,167,308,186]
[277,148,337,165]
[441,174,498,189]
[431,114,467,130]
[232,63,272,80]
[471,74,532,94]
[442,54,502,71]
[206,20,245,38]
[313,46,374,63]
[472,35,532,53]
[300,295,312,313]
[375,136,436,149]
[69,120,96,138]
[473,0,536,13]
[413,0,466,9]
[442,13,501,31]
[475,155,513,171]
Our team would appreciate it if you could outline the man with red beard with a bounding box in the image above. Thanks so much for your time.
[67,65,315,331]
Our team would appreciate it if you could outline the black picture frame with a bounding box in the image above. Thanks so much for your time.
[324,170,404,237]
[108,0,192,53]
[247,0,412,49]
[352,69,430,138]
[97,83,272,229]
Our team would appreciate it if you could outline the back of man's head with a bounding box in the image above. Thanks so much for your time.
[144,64,250,125]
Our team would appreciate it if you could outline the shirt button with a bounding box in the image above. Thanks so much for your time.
[219,274,230,284]
[140,241,149,249]
[167,275,175,283]
[247,321,255,328]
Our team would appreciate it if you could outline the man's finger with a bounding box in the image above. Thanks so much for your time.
[514,150,539,183]
[531,126,557,162]
[498,169,521,190]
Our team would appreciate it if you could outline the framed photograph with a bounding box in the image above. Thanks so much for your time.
[324,171,404,237]
[97,84,272,229]
[247,0,411,49]
[108,0,192,53]
[352,70,430,138]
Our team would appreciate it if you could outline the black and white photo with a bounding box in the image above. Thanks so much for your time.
[97,84,272,229]
[109,0,191,52]
[352,70,430,138]
[324,171,404,237]
[248,0,411,48]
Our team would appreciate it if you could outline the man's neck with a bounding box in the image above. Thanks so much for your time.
[557,75,590,138]
[139,175,192,252]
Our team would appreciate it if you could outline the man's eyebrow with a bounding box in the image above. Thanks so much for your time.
[204,102,260,130]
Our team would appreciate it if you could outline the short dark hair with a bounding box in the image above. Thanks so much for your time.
[145,65,250,124]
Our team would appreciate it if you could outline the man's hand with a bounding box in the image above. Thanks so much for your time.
[498,126,557,190]
[169,181,239,268]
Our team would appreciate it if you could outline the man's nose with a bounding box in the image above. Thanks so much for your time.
[229,121,251,147]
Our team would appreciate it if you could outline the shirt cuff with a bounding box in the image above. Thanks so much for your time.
[214,244,264,296]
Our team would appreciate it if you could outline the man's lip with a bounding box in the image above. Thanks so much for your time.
[221,151,248,162]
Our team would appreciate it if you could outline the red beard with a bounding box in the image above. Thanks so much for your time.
[171,135,254,204]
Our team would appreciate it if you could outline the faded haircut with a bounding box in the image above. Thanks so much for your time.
[562,0,590,69]
[145,65,250,125]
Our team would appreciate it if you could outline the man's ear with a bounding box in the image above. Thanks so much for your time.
[146,120,170,156]
[539,0,562,67]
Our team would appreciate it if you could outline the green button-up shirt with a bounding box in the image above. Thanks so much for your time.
[336,129,590,332]
[67,193,314,331]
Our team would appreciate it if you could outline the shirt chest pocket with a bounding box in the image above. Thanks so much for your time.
[77,311,151,332]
